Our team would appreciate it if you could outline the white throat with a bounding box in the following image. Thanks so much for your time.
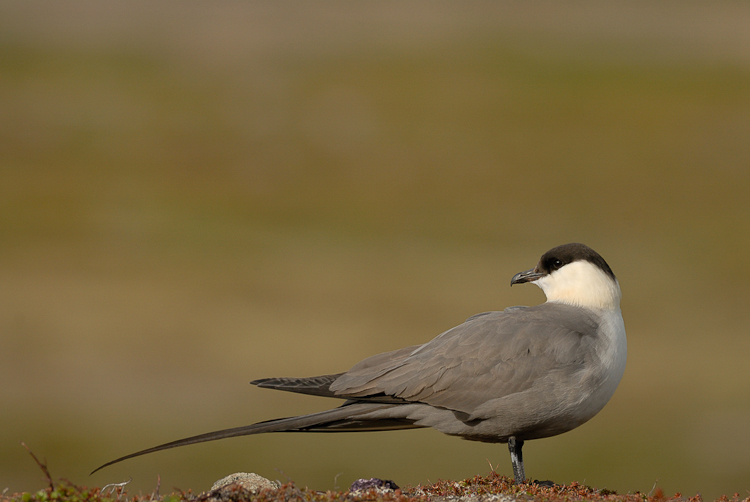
[534,260,621,310]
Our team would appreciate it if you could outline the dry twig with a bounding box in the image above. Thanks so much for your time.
[20,442,53,491]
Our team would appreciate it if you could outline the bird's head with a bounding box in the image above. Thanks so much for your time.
[511,243,621,310]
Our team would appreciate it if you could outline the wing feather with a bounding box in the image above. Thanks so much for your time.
[330,303,600,418]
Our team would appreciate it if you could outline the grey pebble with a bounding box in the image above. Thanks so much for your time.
[210,472,280,492]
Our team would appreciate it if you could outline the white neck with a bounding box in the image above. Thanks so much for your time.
[534,260,621,310]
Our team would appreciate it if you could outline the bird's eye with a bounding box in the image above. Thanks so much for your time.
[552,259,562,269]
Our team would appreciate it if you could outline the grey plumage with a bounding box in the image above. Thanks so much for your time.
[92,243,626,484]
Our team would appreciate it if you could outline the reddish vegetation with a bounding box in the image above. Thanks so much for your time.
[3,471,748,502]
[4,448,746,502]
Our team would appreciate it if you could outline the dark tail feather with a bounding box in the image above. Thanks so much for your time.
[251,374,344,399]
[91,402,415,475]
[252,375,412,405]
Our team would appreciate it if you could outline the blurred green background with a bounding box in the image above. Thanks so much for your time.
[2,1,750,499]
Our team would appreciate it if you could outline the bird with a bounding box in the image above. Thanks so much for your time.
[92,243,626,485]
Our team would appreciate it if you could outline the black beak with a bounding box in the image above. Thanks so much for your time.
[510,267,545,286]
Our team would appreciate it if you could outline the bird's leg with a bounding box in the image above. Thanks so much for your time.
[507,436,525,484]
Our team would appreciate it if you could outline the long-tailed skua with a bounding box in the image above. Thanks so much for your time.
[92,243,627,484]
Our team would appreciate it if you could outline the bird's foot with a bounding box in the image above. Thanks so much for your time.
[530,479,555,487]
[514,478,556,487]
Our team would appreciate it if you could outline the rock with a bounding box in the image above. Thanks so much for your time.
[349,478,399,493]
[210,472,280,492]
[429,495,517,502]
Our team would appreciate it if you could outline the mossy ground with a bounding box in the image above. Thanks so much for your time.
[4,474,748,502]
[3,456,746,502]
